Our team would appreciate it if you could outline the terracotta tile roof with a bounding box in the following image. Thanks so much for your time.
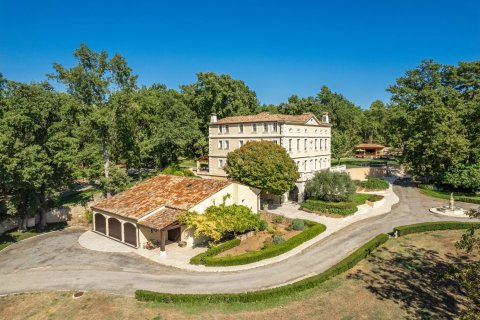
[91,175,231,220]
[137,207,183,230]
[356,143,385,149]
[213,112,327,125]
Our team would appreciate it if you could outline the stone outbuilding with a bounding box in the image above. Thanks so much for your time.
[91,175,260,255]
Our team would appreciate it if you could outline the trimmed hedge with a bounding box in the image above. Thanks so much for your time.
[190,239,241,265]
[135,233,389,304]
[200,221,326,266]
[301,193,383,216]
[418,187,480,204]
[394,221,480,236]
[359,178,389,191]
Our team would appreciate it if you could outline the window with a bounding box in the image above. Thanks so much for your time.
[225,125,229,133]
[303,161,307,171]
[310,159,313,171]
[325,139,328,150]
[315,159,318,170]
[218,125,223,134]
[304,139,307,151]
[296,161,300,169]
[288,139,292,152]
[263,123,268,132]
[273,140,278,144]
[225,140,229,149]
[315,139,318,150]
[239,124,244,133]
[273,123,278,132]
[218,140,223,149]
[297,139,300,151]
[252,123,257,133]
[320,139,323,150]
[218,159,223,168]
[239,140,244,147]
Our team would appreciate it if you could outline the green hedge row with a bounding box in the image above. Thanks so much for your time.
[302,200,357,215]
[359,178,389,191]
[394,221,480,236]
[190,239,241,265]
[418,187,480,204]
[135,233,389,304]
[301,194,383,216]
[201,221,326,266]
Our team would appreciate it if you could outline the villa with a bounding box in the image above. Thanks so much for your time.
[207,111,332,202]
[91,175,259,254]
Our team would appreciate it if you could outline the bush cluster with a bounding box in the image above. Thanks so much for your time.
[394,221,480,236]
[190,239,241,265]
[198,221,325,266]
[135,233,389,303]
[359,178,389,190]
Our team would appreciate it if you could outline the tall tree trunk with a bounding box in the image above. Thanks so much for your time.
[102,135,111,198]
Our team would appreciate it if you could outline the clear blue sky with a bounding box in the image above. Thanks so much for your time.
[1,0,479,108]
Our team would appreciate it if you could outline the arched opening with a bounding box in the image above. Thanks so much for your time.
[108,218,122,240]
[123,222,137,247]
[94,214,106,234]
[288,186,299,202]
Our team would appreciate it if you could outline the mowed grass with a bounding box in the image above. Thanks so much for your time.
[0,222,67,251]
[1,230,477,320]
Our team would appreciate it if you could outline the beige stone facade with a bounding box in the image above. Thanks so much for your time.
[208,112,332,201]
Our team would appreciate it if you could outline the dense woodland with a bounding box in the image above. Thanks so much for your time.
[1,44,479,227]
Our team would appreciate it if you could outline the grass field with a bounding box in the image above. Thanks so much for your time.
[1,229,476,320]
[0,222,67,251]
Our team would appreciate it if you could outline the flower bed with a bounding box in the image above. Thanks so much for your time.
[190,220,325,266]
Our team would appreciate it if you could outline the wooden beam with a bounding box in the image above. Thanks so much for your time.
[160,229,166,252]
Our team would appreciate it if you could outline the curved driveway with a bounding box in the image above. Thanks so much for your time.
[1,181,478,296]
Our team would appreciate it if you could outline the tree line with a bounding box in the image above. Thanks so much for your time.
[1,44,479,228]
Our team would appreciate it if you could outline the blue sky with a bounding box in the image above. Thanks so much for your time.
[0,0,479,108]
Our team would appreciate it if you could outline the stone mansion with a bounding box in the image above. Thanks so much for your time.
[208,112,332,202]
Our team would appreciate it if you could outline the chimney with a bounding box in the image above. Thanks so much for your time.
[210,112,218,123]
[322,112,329,123]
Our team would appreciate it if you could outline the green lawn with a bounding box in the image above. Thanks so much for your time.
[178,158,197,168]
[0,222,67,251]
[57,187,101,207]
[418,188,480,204]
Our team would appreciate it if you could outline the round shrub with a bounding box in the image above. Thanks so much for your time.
[305,171,355,202]
[272,215,284,224]
[291,218,305,230]
[272,235,285,245]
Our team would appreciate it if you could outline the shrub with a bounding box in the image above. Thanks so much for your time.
[291,218,305,230]
[259,219,268,231]
[272,235,285,245]
[305,171,355,202]
[394,221,480,237]
[162,164,195,177]
[190,239,241,265]
[272,215,284,224]
[85,209,93,224]
[360,178,389,190]
[200,222,326,266]
[135,233,388,303]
